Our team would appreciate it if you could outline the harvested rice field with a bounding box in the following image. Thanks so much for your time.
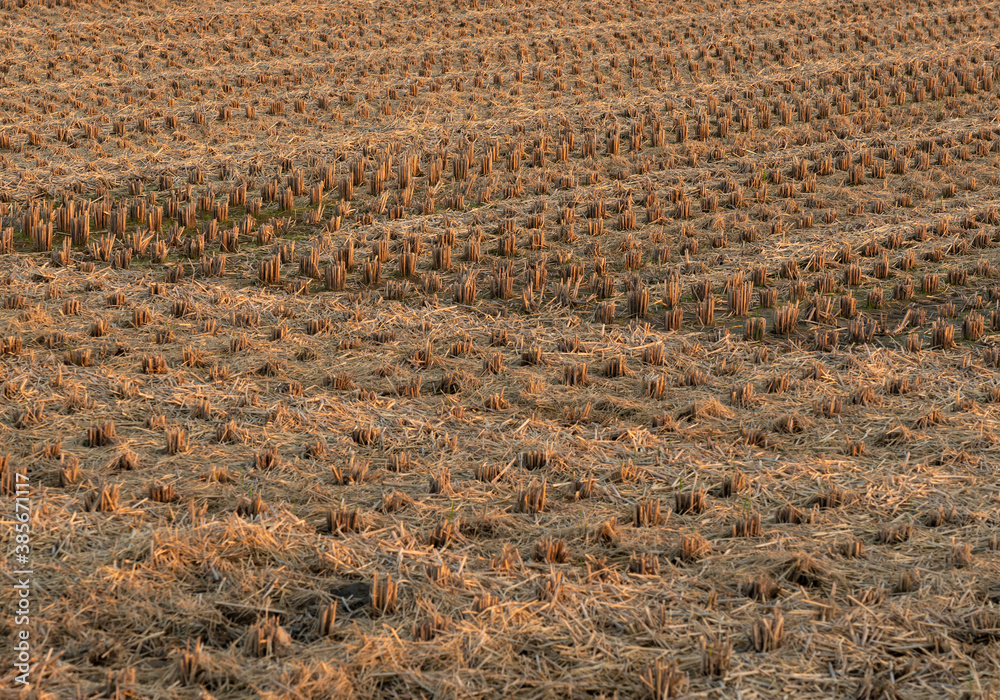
[0,0,999,697]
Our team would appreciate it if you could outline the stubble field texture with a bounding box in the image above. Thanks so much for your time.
[0,0,999,697]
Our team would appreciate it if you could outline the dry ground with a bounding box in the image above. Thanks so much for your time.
[1,0,999,697]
